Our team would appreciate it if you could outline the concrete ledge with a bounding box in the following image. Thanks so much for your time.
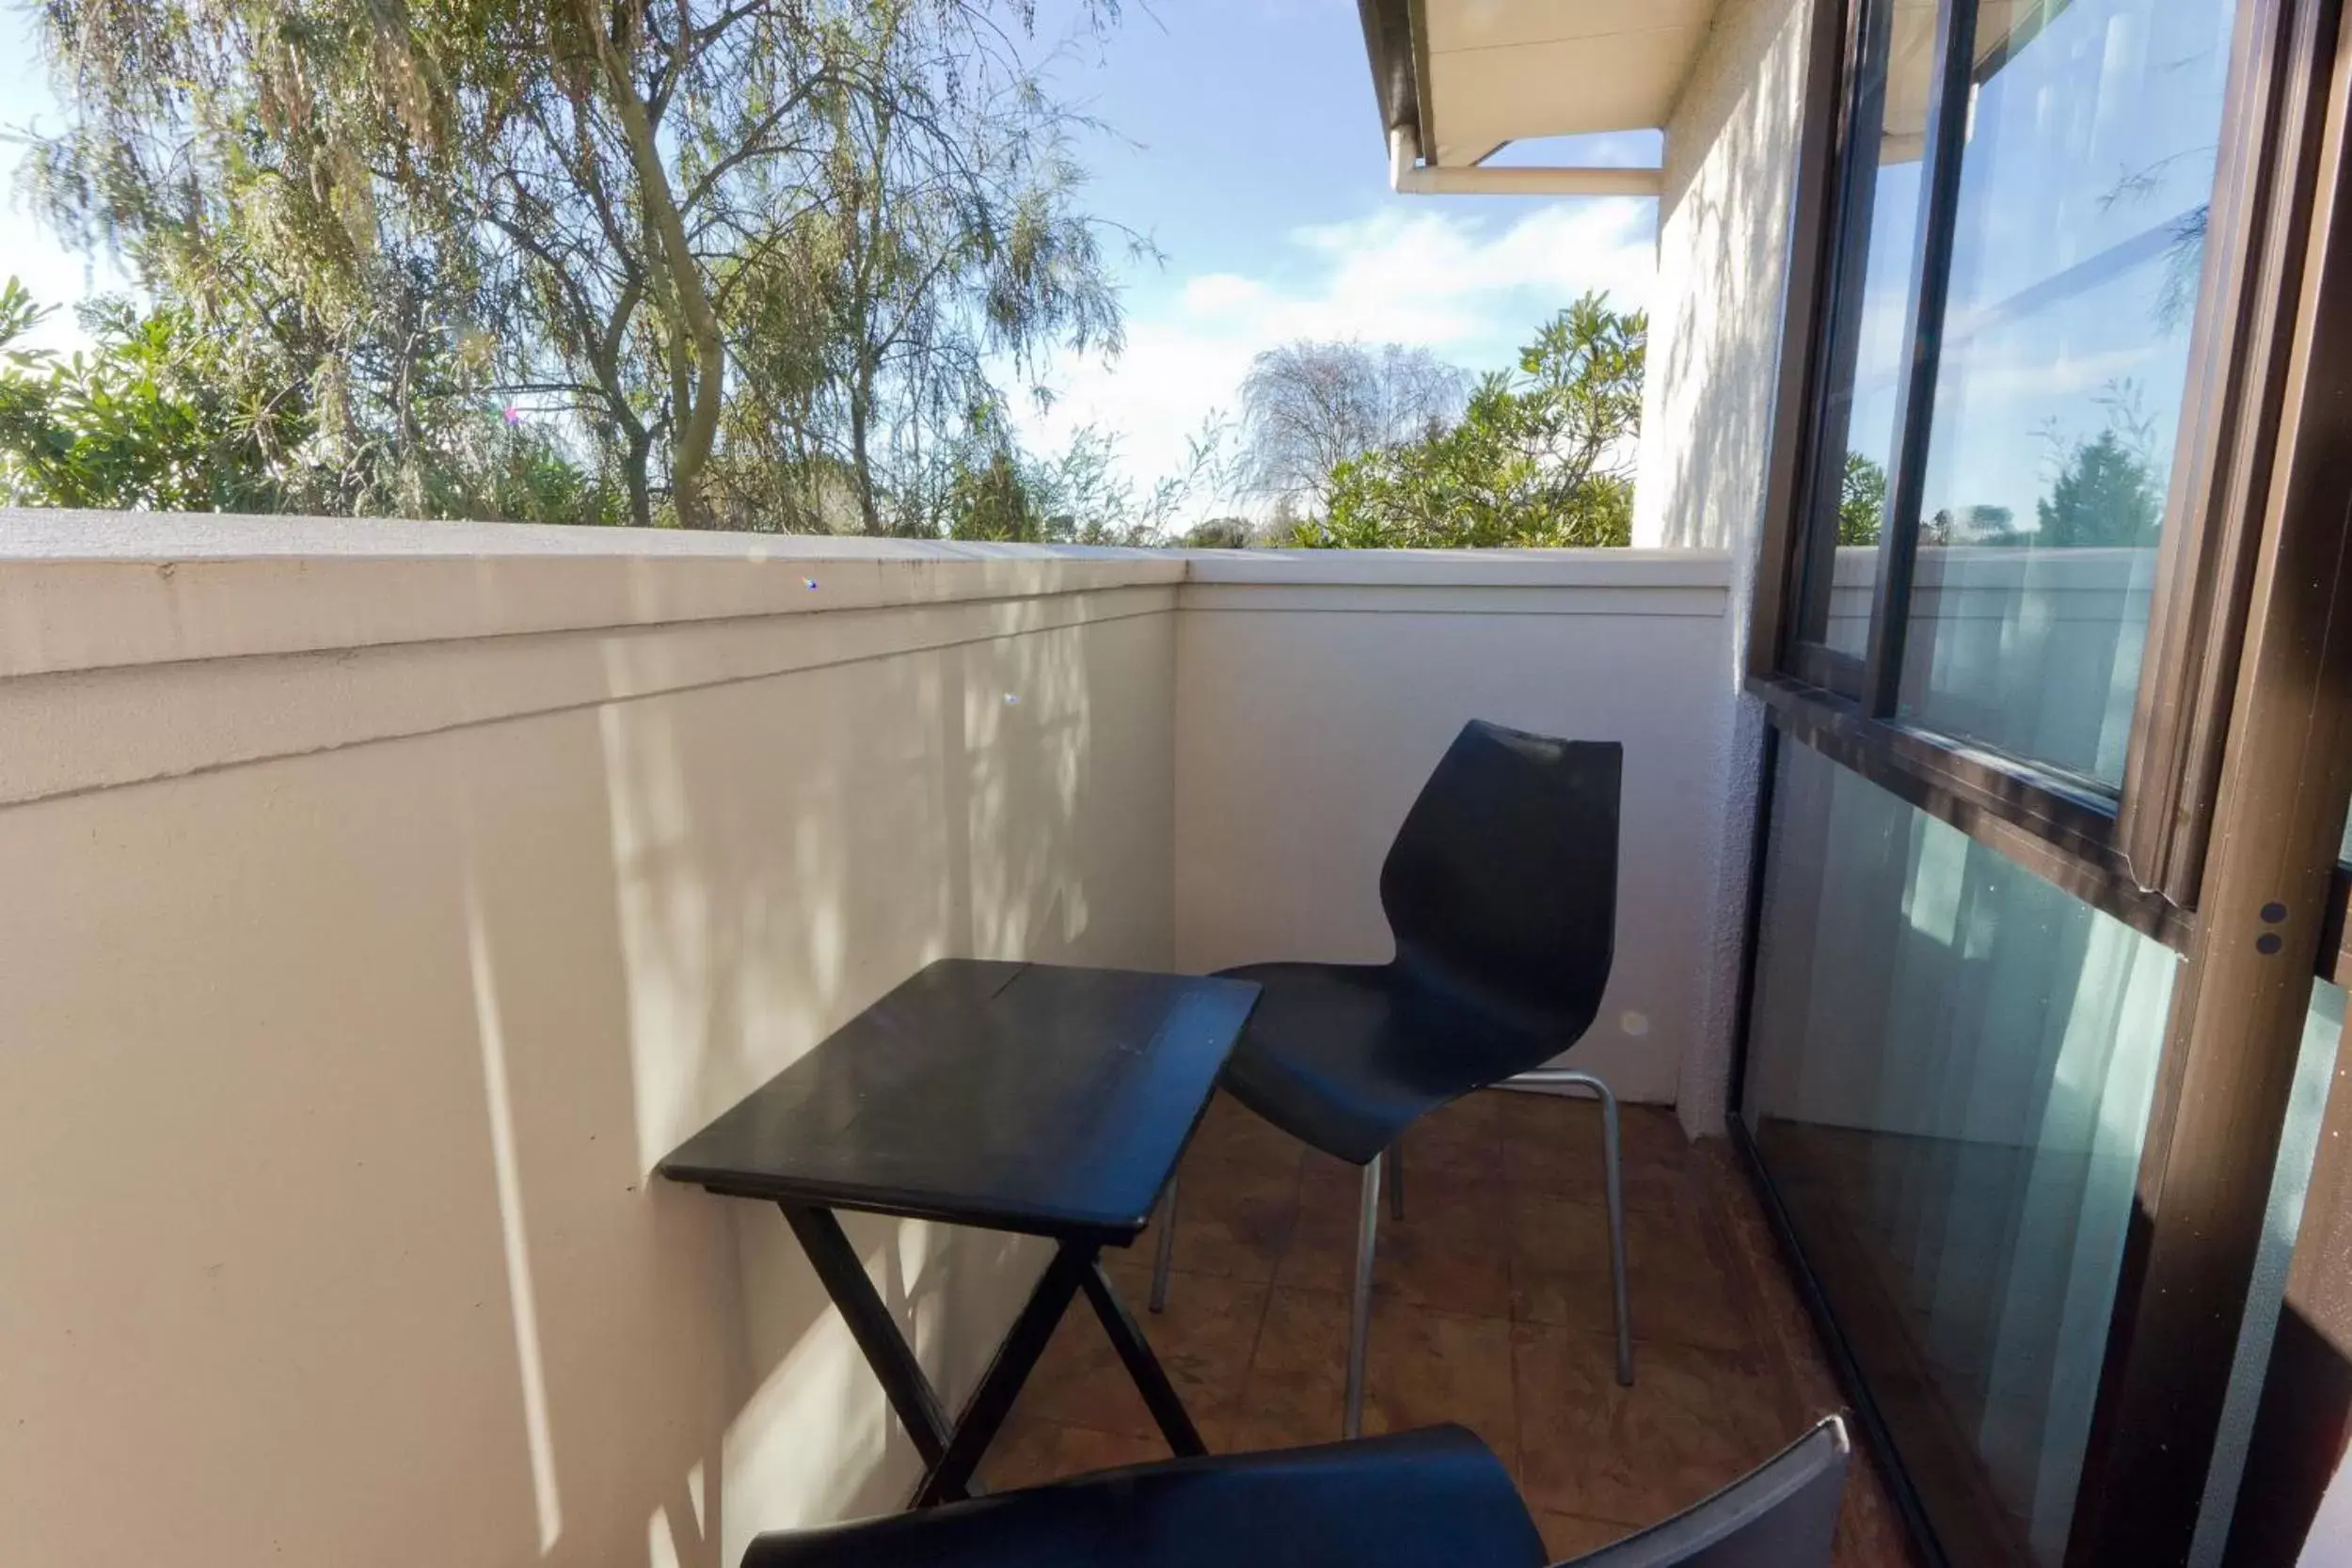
[0,512,1184,678]
[0,584,1173,807]
[1180,547,1733,588]
[0,517,1735,676]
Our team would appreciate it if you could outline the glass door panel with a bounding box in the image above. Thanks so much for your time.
[1895,0,2236,784]
[1742,739,2180,1564]
[1796,0,1940,659]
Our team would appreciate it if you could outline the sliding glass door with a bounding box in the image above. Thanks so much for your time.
[1742,743,2177,1564]
[1736,0,2352,1561]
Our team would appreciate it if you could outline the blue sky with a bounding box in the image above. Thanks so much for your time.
[0,11,132,354]
[1013,0,1658,496]
[0,0,1659,502]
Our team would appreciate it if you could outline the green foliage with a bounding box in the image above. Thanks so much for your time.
[1179,516,1254,549]
[1837,451,1886,546]
[1294,293,1645,548]
[1922,504,2018,546]
[17,3,1661,549]
[28,0,1127,531]
[0,288,298,511]
[1234,341,1463,515]
[2037,429,2161,546]
[0,277,617,518]
[944,420,1223,546]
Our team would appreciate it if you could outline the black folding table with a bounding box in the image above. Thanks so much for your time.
[659,958,1260,1508]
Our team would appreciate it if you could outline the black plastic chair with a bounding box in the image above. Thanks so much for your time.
[738,1418,1852,1568]
[1153,720,1629,1433]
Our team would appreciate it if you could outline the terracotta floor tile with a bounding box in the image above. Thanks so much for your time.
[1514,1323,1792,1529]
[1142,1157,1299,1285]
[1284,1164,1515,1318]
[1508,1188,1752,1354]
[1533,1098,1693,1164]
[970,1090,1917,1567]
[1537,1510,1634,1560]
[1834,1453,1917,1568]
[979,1415,1168,1491]
[1015,1264,1264,1442]
[1391,1125,1507,1188]
[1500,1095,1694,1214]
[1189,1091,1309,1178]
[1232,1288,1518,1465]
[1362,1300,1520,1465]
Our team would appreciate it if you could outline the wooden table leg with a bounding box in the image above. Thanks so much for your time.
[781,1204,955,1476]
[784,1210,1208,1509]
[1083,1259,1208,1456]
[913,1243,1096,1506]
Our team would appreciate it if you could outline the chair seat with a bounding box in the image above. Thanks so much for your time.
[1215,962,1575,1164]
[739,1425,1547,1568]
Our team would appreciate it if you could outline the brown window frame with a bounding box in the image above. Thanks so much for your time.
[1747,0,2328,937]
[1735,1,2352,1564]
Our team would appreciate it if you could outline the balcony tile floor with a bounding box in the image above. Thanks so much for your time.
[982,1087,1919,1567]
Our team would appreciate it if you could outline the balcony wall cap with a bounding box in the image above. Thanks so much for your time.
[0,513,1731,679]
[1179,547,1730,588]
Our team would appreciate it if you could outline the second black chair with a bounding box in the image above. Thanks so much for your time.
[1153,720,1630,1434]
[739,1418,1853,1568]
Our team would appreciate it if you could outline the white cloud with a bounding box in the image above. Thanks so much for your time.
[1008,198,1658,512]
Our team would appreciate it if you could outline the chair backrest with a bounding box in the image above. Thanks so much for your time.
[1378,721,1621,1040]
[1561,1417,1851,1567]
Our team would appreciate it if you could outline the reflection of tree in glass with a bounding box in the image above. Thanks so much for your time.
[2038,431,2162,546]
[2096,152,2212,330]
[2155,206,2210,330]
[1837,451,1886,546]
[1923,505,2018,546]
[2034,383,2164,547]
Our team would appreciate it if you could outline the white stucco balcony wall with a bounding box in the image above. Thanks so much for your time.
[0,514,1739,1568]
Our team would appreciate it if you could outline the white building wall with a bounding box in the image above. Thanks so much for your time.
[0,519,1743,1568]
[0,516,1183,1568]
[1171,549,1735,1104]
[1631,0,1820,1136]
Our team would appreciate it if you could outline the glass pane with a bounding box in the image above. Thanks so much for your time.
[1897,0,2236,784]
[1797,0,1939,658]
[1742,740,2180,1565]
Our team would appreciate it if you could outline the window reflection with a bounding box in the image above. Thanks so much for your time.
[1743,739,2179,1565]
[1801,0,1939,657]
[1898,0,2233,784]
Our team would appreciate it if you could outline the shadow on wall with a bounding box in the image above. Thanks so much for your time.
[1642,0,1809,558]
[1630,0,1813,1131]
[451,604,1173,1567]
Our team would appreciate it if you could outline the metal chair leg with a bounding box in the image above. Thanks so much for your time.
[1345,1150,1383,1438]
[1389,1137,1405,1221]
[1149,1171,1179,1313]
[1509,1069,1633,1386]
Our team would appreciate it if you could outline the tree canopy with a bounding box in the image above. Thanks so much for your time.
[1286,294,1645,548]
[24,0,1127,530]
[2036,428,2161,546]
[0,277,610,518]
[8,2,1666,550]
[1233,340,1464,521]
[1837,451,1886,546]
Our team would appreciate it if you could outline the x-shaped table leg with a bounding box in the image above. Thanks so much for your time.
[781,1204,1207,1508]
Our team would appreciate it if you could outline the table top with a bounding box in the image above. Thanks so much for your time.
[658,959,1261,1243]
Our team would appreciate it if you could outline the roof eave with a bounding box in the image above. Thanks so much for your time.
[1356,0,1421,142]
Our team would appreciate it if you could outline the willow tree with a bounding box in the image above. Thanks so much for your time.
[29,0,1125,530]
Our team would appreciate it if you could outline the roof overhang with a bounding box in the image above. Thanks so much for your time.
[1359,0,1723,197]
